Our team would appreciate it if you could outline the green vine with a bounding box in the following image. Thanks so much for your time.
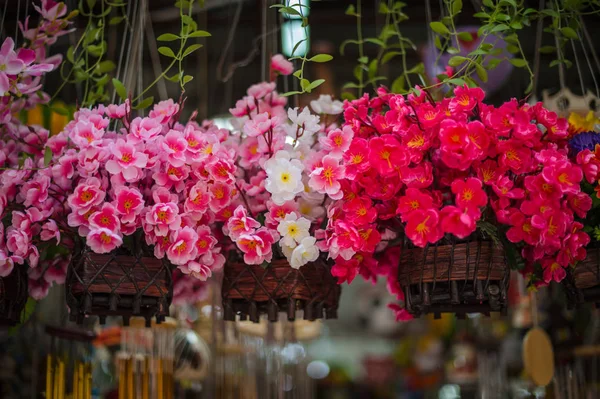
[271,2,333,97]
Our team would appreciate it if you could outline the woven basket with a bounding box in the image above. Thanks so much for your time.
[0,265,28,327]
[564,244,600,306]
[221,257,341,323]
[66,247,173,326]
[398,236,509,317]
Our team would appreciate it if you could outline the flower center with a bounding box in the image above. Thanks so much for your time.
[424,111,436,121]
[121,153,132,163]
[176,242,187,254]
[198,240,207,249]
[410,200,420,210]
[558,173,570,184]
[334,135,343,146]
[505,149,520,162]
[100,232,112,244]
[157,211,167,221]
[416,217,430,234]
[214,188,224,199]
[280,172,290,183]
[101,216,110,225]
[462,189,473,201]
[357,207,367,216]
[288,225,298,236]
[351,154,363,164]
[277,210,286,218]
[458,94,470,106]
[123,199,133,210]
[408,135,425,148]
[80,190,93,202]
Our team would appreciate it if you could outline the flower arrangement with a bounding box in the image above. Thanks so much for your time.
[318,85,589,319]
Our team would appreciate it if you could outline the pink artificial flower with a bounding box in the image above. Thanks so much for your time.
[440,205,477,238]
[247,82,276,100]
[343,196,377,226]
[271,54,294,76]
[167,227,198,266]
[497,140,532,174]
[243,112,278,137]
[195,225,217,256]
[567,192,592,219]
[439,120,482,170]
[319,126,354,157]
[105,139,148,182]
[331,256,360,284]
[388,303,413,322]
[541,257,567,283]
[397,188,434,222]
[161,129,188,167]
[67,178,105,215]
[531,210,567,249]
[43,256,69,285]
[356,226,381,253]
[541,161,583,195]
[506,211,540,245]
[184,182,210,219]
[0,250,16,277]
[236,227,277,265]
[0,38,25,95]
[265,200,298,228]
[28,268,51,300]
[6,227,31,258]
[449,85,484,113]
[343,138,370,179]
[400,162,434,189]
[207,158,236,184]
[41,219,61,243]
[145,202,181,237]
[70,120,104,148]
[492,175,525,199]
[179,261,212,281]
[208,182,232,211]
[149,99,179,124]
[229,95,257,117]
[227,205,261,240]
[89,203,120,232]
[401,125,433,163]
[152,163,189,192]
[416,102,443,129]
[114,186,144,224]
[475,160,505,186]
[451,178,487,214]
[20,174,50,207]
[87,228,123,254]
[404,208,442,248]
[129,116,162,142]
[309,155,345,199]
[106,100,130,118]
[368,135,407,176]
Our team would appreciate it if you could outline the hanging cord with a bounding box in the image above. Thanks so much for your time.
[571,39,586,97]
[0,1,8,41]
[425,0,436,72]
[137,0,147,115]
[216,0,243,82]
[111,0,134,104]
[553,0,566,90]
[579,17,600,99]
[261,0,268,82]
[14,0,21,41]
[531,0,545,98]
[144,7,168,101]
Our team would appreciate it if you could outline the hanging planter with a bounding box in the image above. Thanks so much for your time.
[399,236,509,318]
[0,265,28,327]
[222,257,340,323]
[66,246,173,326]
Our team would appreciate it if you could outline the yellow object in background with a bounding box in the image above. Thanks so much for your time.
[569,111,600,134]
[24,103,72,136]
[428,313,455,337]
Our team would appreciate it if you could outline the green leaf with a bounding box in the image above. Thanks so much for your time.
[382,51,401,64]
[340,39,360,55]
[430,21,450,35]
[379,2,390,13]
[391,75,406,93]
[276,6,302,17]
[345,4,358,16]
[342,82,361,90]
[109,16,125,25]
[67,46,75,63]
[309,53,333,63]
[305,79,325,92]
[510,21,523,29]
[300,79,310,91]
[411,87,421,97]
[182,44,203,57]
[364,38,385,47]
[525,80,533,94]
[487,58,502,69]
[292,38,307,56]
[175,0,191,8]
[452,0,462,15]
[280,91,302,97]
[95,60,115,74]
[495,13,511,21]
[475,63,488,82]
[86,0,96,8]
[181,15,195,26]
[457,32,473,42]
[292,70,302,79]
[188,30,211,38]
[434,36,442,50]
[447,78,466,86]
[482,0,494,6]
[473,12,490,19]
[560,27,578,39]
[491,24,510,32]
[448,56,467,67]
[509,58,528,67]
[44,146,53,166]
[358,56,368,64]
[506,44,520,54]
[158,46,176,58]
[133,96,154,110]
[157,33,179,41]
[539,45,556,54]
[447,46,460,54]
[182,75,193,85]
[112,78,127,100]
[341,92,356,101]
[51,107,70,116]
[166,73,180,82]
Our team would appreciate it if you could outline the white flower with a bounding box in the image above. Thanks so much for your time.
[281,242,295,262]
[290,236,320,269]
[288,107,321,137]
[264,151,305,205]
[310,95,343,115]
[297,197,325,222]
[277,213,310,248]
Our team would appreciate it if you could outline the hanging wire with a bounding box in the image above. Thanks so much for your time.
[571,39,586,97]
[531,0,545,98]
[261,0,268,82]
[579,16,600,99]
[0,1,8,41]
[145,8,168,101]
[216,0,243,82]
[553,0,566,90]
[14,0,21,41]
[111,0,134,104]
[425,0,436,72]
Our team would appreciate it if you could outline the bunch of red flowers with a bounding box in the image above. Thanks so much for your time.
[319,85,589,318]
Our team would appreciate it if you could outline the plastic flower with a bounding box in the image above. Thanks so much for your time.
[179,261,212,281]
[568,111,600,135]
[404,208,442,248]
[149,99,179,124]
[167,227,198,266]
[277,213,311,248]
[87,228,123,254]
[440,206,477,238]
[145,202,181,237]
[449,85,484,113]
[264,151,305,205]
[227,205,261,241]
[319,126,354,157]
[243,112,277,137]
[67,178,105,215]
[236,228,277,265]
[331,256,360,284]
[368,135,407,176]
[288,107,321,137]
[397,188,434,222]
[105,139,148,182]
[343,138,370,179]
[271,54,293,76]
[290,236,319,269]
[89,203,120,232]
[309,155,345,199]
[343,196,377,226]
[310,94,343,115]
[541,257,566,283]
[114,186,144,224]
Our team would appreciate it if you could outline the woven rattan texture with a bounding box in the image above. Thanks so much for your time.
[564,244,600,306]
[66,248,173,326]
[398,237,509,317]
[222,257,341,323]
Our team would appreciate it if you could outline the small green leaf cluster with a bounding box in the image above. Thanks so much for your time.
[112,0,211,109]
[271,3,332,97]
[57,0,127,107]
[341,1,425,100]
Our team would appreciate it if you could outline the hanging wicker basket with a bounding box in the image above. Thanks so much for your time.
[221,257,341,323]
[66,247,173,326]
[0,265,28,327]
[398,236,509,318]
[563,244,600,306]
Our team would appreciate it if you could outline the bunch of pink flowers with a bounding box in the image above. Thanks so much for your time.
[318,85,589,320]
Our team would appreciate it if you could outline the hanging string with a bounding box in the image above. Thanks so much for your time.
[553,0,566,90]
[145,8,168,101]
[570,39,586,97]
[531,0,545,98]
[0,1,8,41]
[261,0,268,82]
[137,0,146,115]
[14,0,22,41]
[216,0,243,82]
[112,0,134,104]
[579,17,600,99]
[425,0,436,71]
